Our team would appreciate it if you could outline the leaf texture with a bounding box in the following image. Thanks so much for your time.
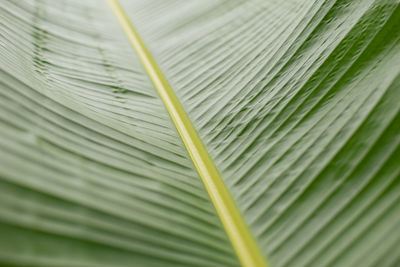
[1,0,400,266]
[0,0,239,266]
[120,0,400,266]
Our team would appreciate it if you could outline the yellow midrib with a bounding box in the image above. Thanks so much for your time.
[107,1,268,266]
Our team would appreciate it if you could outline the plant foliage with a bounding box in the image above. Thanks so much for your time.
[1,0,399,266]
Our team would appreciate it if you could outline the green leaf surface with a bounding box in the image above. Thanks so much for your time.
[1,0,400,266]
[121,0,400,266]
[0,0,239,266]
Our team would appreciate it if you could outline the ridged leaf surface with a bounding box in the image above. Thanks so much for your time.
[0,0,239,266]
[122,0,400,266]
[1,0,400,266]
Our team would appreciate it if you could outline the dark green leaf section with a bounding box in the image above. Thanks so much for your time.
[0,0,240,266]
[122,0,400,266]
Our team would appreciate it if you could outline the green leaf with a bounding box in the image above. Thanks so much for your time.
[0,0,239,266]
[121,0,400,266]
[1,0,400,266]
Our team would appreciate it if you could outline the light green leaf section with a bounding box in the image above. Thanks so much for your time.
[0,0,240,266]
[120,0,400,266]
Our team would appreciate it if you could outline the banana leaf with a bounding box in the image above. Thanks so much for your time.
[0,0,399,266]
